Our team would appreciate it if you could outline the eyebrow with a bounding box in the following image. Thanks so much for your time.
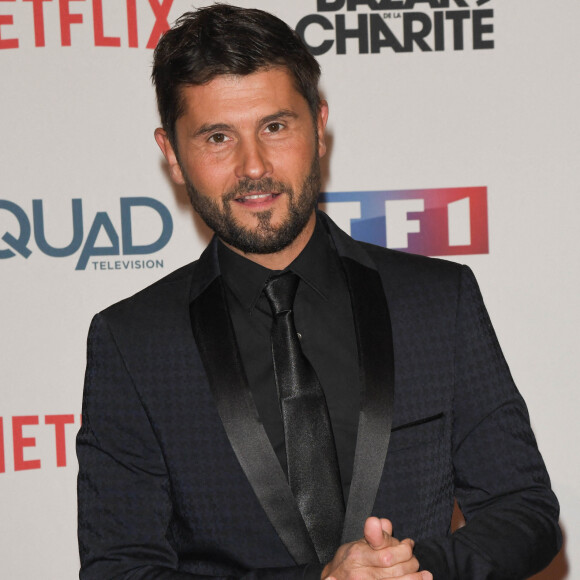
[194,109,299,138]
[261,109,298,125]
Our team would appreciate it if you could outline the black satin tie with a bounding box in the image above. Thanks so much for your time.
[264,272,344,563]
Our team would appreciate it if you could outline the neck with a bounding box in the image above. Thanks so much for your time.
[221,213,316,271]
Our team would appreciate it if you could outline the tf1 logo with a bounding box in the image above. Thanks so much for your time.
[0,197,173,270]
[319,187,488,256]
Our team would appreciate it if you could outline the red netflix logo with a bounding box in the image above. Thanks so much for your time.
[0,0,175,49]
[0,414,80,473]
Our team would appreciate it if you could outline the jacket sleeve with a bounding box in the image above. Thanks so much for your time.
[413,266,561,579]
[76,314,320,580]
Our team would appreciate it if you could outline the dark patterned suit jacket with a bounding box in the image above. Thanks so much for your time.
[77,213,561,579]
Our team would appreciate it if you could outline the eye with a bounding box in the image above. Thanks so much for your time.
[208,133,230,144]
[265,122,283,134]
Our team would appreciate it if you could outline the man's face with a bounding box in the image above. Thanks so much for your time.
[155,67,328,257]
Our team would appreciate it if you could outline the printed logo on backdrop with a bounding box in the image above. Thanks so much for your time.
[0,415,79,474]
[0,0,177,49]
[296,0,494,55]
[0,197,172,271]
[319,187,488,256]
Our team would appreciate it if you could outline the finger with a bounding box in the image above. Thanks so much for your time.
[379,518,393,536]
[379,573,430,580]
[377,542,415,569]
[340,540,397,570]
[351,542,412,570]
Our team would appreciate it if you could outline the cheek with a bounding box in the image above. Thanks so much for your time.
[183,159,232,199]
[278,142,316,180]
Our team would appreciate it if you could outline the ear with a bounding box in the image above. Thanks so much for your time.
[316,100,329,159]
[154,128,185,185]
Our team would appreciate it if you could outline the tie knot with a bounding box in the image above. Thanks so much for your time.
[264,271,300,315]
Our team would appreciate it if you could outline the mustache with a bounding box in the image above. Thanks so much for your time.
[223,178,294,201]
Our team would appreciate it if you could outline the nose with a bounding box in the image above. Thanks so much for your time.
[234,137,273,180]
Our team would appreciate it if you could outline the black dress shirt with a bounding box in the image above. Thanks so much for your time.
[218,218,360,502]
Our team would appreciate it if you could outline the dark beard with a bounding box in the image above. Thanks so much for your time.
[183,155,321,255]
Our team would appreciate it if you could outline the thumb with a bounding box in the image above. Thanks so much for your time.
[363,517,387,549]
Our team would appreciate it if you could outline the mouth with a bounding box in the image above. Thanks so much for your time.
[235,192,280,204]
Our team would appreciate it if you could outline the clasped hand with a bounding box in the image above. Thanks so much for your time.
[321,517,432,580]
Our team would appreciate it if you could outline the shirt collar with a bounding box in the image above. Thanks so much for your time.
[218,216,337,314]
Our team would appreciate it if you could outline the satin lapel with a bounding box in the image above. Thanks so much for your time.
[340,257,395,543]
[190,276,318,564]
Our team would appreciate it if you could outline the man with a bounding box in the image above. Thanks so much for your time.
[76,4,561,579]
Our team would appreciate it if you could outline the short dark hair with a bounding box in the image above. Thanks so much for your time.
[152,4,322,149]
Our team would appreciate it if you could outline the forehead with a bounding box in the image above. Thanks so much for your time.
[177,68,309,127]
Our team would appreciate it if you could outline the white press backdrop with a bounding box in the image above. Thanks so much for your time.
[1,1,578,578]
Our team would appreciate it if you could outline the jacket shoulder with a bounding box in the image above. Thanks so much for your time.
[98,260,198,326]
[356,239,464,284]
[320,210,464,284]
